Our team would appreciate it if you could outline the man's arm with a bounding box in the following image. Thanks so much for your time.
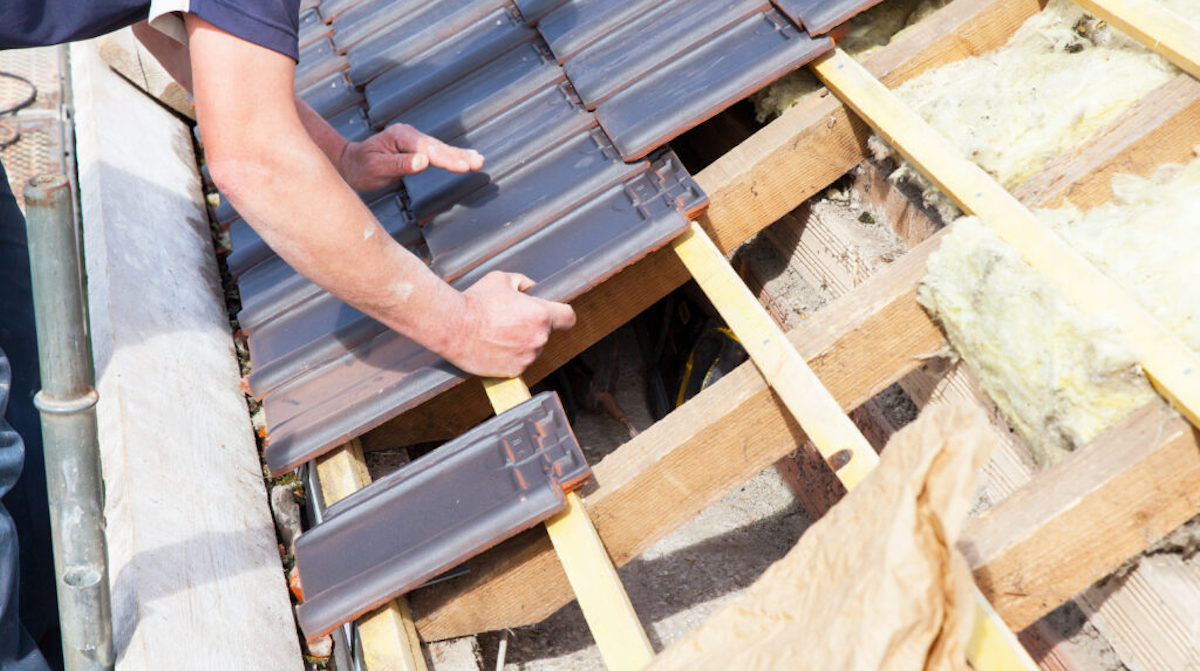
[131,21,484,193]
[174,15,573,377]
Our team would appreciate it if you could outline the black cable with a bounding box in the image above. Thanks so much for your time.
[0,70,37,149]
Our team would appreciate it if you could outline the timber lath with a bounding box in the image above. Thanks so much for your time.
[312,0,1200,667]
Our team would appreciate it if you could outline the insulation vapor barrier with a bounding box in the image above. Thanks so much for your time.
[920,154,1200,464]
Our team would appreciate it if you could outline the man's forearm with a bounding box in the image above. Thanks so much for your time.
[179,15,574,377]
[296,96,349,170]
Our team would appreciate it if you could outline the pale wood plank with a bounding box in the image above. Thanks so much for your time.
[673,222,880,488]
[315,440,428,671]
[363,0,1045,452]
[411,232,950,639]
[962,401,1200,631]
[811,46,1200,429]
[72,40,302,670]
[1071,0,1200,79]
[480,377,655,671]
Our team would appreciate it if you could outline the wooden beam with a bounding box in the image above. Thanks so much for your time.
[674,224,1032,670]
[1012,73,1200,209]
[315,441,428,671]
[673,222,880,487]
[405,1,1200,642]
[962,401,1200,631]
[361,0,1046,452]
[812,47,1200,429]
[410,230,948,639]
[1070,0,1200,79]
[1079,553,1200,670]
[480,377,654,671]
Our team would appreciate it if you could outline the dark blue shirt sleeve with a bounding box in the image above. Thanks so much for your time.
[185,0,301,61]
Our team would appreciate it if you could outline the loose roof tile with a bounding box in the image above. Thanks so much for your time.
[294,392,588,638]
[595,8,832,159]
[771,0,888,36]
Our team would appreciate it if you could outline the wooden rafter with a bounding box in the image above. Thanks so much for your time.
[360,0,1048,453]
[315,441,428,671]
[811,47,1200,427]
[408,0,1200,645]
[481,377,655,671]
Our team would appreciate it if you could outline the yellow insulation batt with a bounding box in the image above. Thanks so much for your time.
[885,0,1180,192]
[919,155,1200,464]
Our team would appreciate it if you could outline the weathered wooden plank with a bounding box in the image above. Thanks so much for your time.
[315,440,428,671]
[962,401,1200,631]
[72,40,302,670]
[362,0,1046,452]
[411,230,948,640]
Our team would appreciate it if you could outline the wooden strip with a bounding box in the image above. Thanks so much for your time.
[969,594,1042,671]
[962,401,1200,631]
[811,47,1200,430]
[673,222,879,487]
[1078,553,1200,671]
[481,377,655,671]
[1012,74,1200,209]
[1071,0,1200,79]
[675,223,1032,670]
[315,440,428,671]
[363,0,1045,452]
[411,232,948,639]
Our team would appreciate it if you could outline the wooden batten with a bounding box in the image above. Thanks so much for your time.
[963,402,1200,631]
[315,441,429,671]
[361,0,1049,452]
[411,233,948,640]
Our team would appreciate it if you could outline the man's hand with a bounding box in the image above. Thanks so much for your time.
[441,272,576,378]
[183,17,570,381]
[337,123,485,193]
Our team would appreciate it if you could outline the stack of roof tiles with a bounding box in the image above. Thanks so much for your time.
[213,0,875,475]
